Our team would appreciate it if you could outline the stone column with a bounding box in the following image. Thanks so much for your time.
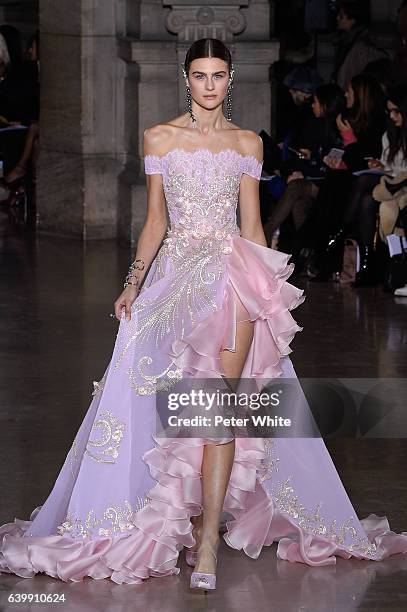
[36,0,125,239]
[117,39,179,244]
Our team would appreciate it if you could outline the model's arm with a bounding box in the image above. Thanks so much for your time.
[239,133,268,247]
[114,127,168,321]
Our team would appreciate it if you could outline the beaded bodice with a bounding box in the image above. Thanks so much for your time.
[144,148,262,256]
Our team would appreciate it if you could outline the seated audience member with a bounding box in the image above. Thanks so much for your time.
[4,30,40,184]
[280,64,324,163]
[0,28,39,184]
[0,25,39,125]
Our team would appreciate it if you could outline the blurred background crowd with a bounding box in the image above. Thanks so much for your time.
[260,0,407,295]
[0,1,407,295]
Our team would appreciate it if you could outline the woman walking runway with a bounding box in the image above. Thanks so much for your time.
[1,38,406,590]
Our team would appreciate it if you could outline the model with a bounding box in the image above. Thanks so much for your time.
[1,38,407,591]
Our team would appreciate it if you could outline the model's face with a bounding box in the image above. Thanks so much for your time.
[312,95,324,118]
[387,100,403,127]
[345,83,355,108]
[186,58,230,112]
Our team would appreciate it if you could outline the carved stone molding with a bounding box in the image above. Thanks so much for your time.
[163,0,249,42]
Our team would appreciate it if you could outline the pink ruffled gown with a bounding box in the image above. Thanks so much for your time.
[1,148,407,584]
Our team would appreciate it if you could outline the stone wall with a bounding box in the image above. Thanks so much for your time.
[35,0,125,239]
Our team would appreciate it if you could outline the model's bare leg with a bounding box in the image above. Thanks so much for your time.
[193,317,254,574]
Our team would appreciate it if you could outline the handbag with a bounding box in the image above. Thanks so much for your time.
[383,236,407,292]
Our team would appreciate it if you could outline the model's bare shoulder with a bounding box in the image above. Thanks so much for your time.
[143,123,177,156]
[240,130,263,161]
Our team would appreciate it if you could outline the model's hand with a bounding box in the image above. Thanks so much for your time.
[368,159,385,170]
[114,286,139,321]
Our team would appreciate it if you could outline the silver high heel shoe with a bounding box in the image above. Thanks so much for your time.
[190,543,218,592]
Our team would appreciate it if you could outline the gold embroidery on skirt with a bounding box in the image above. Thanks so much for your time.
[84,411,125,464]
[259,438,280,482]
[56,497,150,539]
[271,477,377,557]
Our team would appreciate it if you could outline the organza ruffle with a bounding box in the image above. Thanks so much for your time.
[168,235,305,383]
[2,435,407,584]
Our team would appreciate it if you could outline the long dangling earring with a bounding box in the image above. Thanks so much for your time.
[226,64,235,122]
[182,66,196,123]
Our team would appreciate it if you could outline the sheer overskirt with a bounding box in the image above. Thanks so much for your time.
[1,150,406,584]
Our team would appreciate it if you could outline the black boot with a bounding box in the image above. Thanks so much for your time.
[309,232,344,282]
[352,245,376,287]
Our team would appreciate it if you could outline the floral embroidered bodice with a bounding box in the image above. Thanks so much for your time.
[144,148,263,257]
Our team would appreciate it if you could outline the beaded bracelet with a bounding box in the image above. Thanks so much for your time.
[124,279,139,288]
[123,258,145,289]
[124,274,140,289]
[130,259,145,271]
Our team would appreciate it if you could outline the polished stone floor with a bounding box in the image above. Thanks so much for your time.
[1,209,407,611]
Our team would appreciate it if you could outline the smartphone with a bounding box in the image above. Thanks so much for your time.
[327,148,345,162]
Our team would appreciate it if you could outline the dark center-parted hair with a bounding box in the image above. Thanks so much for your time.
[184,38,232,76]
[348,73,385,136]
[386,82,407,165]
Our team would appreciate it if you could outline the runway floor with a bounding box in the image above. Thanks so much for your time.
[0,210,407,611]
